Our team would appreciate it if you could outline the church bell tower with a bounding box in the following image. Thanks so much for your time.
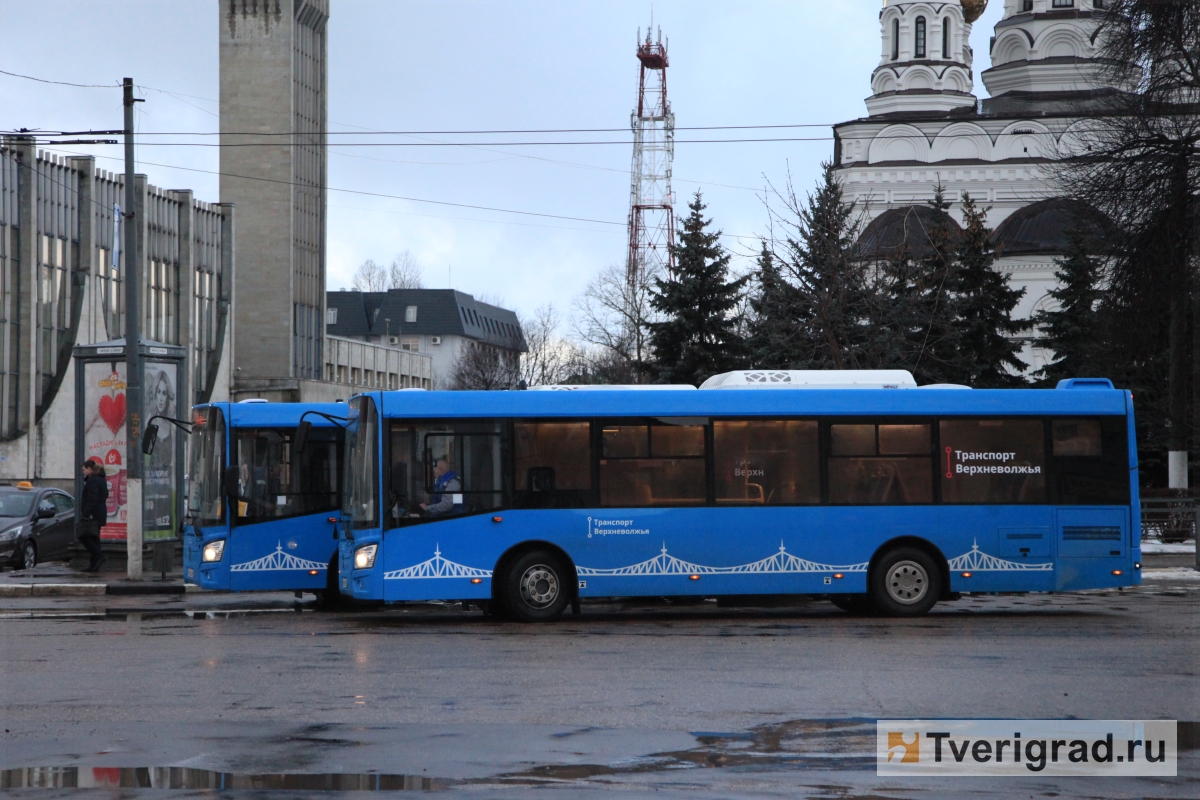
[866,0,986,116]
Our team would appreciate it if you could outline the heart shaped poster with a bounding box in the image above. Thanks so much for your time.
[99,393,126,435]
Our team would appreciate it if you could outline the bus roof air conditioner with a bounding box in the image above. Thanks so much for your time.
[699,370,918,390]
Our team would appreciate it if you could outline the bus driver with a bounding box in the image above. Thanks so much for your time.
[421,458,462,516]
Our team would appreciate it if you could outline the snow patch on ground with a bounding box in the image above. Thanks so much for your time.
[1139,540,1195,554]
[1141,567,1200,581]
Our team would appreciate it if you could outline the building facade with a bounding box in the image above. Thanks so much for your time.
[220,0,329,398]
[325,290,525,388]
[0,142,234,489]
[833,0,1123,372]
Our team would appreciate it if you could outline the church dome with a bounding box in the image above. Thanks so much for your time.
[991,198,1112,256]
[856,205,964,260]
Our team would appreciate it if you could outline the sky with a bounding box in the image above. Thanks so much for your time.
[1,0,1005,321]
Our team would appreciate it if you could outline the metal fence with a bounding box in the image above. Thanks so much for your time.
[1140,497,1199,544]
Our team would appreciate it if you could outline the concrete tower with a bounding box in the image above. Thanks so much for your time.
[220,0,328,398]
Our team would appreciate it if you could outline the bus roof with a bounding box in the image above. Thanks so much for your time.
[196,402,349,428]
[370,386,1130,419]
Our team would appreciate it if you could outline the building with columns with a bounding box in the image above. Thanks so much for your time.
[834,0,1122,373]
[0,142,234,490]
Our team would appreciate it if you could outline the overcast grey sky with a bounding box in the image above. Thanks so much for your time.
[2,0,1004,319]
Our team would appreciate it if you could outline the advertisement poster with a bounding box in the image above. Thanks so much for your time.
[143,361,178,541]
[82,362,128,541]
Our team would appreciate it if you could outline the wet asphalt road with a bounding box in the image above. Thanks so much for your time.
[0,576,1197,798]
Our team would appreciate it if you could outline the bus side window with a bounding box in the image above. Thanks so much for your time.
[599,422,706,507]
[1050,417,1129,505]
[713,420,819,505]
[514,422,592,509]
[828,422,933,505]
[940,419,1045,504]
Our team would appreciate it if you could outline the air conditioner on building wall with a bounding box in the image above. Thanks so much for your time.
[430,336,442,345]
[389,336,399,345]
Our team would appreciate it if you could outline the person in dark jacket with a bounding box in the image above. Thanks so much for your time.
[78,459,108,572]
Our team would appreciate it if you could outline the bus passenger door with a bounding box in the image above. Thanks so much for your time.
[228,427,341,593]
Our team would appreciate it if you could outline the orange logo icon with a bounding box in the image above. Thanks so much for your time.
[887,731,920,763]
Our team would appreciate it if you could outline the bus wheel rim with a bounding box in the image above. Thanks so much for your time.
[886,560,927,605]
[519,565,559,608]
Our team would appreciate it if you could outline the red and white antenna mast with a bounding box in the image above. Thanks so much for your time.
[626,24,675,288]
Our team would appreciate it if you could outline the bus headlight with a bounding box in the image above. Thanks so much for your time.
[354,544,378,570]
[202,540,226,563]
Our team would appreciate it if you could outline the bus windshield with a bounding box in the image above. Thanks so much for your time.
[343,396,378,529]
[187,407,226,526]
[232,427,341,522]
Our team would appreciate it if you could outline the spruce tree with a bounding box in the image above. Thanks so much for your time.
[646,191,750,384]
[746,241,794,368]
[777,162,870,369]
[1032,228,1105,384]
[894,186,964,384]
[951,193,1028,386]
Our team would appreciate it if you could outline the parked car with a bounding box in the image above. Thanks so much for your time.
[0,482,77,570]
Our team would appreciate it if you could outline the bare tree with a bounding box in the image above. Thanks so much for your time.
[388,250,424,289]
[518,304,583,387]
[1051,0,1199,484]
[450,343,519,390]
[351,259,388,292]
[570,262,660,383]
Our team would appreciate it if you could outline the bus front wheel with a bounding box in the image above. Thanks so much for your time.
[499,550,570,622]
[870,547,941,617]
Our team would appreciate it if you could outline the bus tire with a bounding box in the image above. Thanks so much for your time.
[830,594,876,615]
[499,550,569,622]
[318,554,351,610]
[870,547,940,617]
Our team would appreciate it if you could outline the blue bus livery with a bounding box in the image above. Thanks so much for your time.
[334,373,1140,620]
[184,401,346,596]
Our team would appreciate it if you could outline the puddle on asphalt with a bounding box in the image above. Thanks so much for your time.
[5,721,1193,791]
[0,767,443,791]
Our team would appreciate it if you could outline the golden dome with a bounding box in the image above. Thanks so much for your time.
[961,0,988,23]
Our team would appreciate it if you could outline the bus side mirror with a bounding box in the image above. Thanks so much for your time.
[294,420,312,453]
[141,423,159,455]
[223,466,240,501]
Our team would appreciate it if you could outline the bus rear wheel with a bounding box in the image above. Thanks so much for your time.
[869,547,941,617]
[499,550,569,622]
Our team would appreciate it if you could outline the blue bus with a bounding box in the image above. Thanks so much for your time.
[334,372,1140,620]
[184,401,347,598]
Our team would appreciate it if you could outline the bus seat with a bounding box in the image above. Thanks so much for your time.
[527,467,556,494]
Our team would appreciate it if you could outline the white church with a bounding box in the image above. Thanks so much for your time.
[834,0,1119,373]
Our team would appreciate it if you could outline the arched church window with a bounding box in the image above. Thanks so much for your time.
[915,16,926,58]
[891,18,900,61]
[942,18,951,59]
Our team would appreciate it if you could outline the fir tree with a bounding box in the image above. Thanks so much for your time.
[951,193,1028,386]
[902,188,969,388]
[746,241,793,368]
[1032,228,1105,384]
[773,162,870,369]
[646,191,750,384]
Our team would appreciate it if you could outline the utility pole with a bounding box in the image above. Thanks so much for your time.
[123,78,143,579]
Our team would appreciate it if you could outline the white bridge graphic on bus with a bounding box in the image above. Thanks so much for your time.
[575,543,868,576]
[383,547,493,580]
[383,541,1053,581]
[947,540,1053,571]
[230,543,327,572]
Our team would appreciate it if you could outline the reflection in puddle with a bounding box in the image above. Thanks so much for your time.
[0,766,442,791]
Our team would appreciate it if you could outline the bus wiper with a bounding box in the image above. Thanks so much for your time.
[294,411,351,453]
